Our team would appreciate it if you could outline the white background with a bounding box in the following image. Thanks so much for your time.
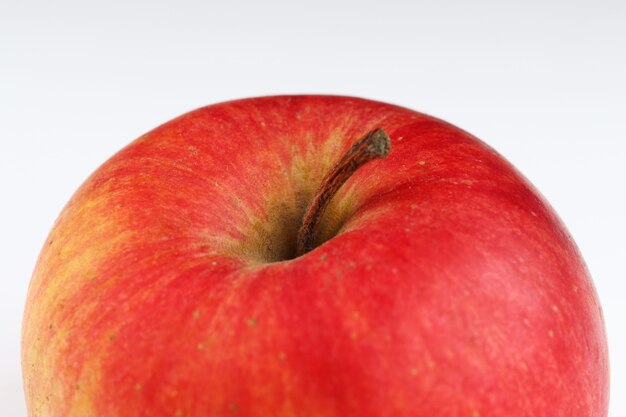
[1,1,624,415]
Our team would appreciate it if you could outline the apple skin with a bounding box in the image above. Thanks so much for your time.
[22,96,608,417]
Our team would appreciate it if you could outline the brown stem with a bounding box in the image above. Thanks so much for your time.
[296,128,391,256]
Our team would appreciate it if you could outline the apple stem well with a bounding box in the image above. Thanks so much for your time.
[296,128,391,256]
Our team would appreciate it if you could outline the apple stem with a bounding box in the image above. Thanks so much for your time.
[296,128,391,256]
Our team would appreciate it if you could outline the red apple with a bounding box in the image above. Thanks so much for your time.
[22,96,608,417]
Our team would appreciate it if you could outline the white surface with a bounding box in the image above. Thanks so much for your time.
[1,1,624,415]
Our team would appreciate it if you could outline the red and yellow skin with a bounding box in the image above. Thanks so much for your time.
[22,96,608,417]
